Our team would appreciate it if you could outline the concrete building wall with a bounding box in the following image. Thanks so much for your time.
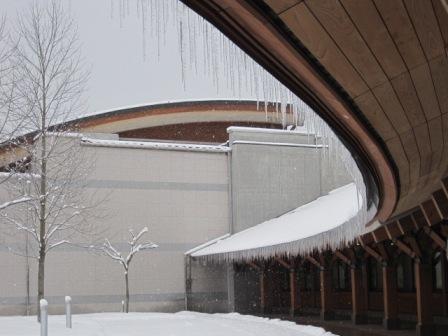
[228,128,352,313]
[0,126,353,316]
[188,260,230,313]
[229,128,323,233]
[0,186,31,315]
[229,128,352,233]
[0,136,230,315]
[320,153,352,195]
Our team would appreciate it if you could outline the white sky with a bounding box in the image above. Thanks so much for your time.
[1,0,251,115]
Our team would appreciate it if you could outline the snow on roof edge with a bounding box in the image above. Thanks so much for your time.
[185,234,231,256]
[190,183,375,262]
[231,140,325,149]
[80,137,231,153]
[227,126,312,136]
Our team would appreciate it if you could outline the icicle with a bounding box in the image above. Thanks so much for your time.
[110,0,114,19]
[108,0,376,259]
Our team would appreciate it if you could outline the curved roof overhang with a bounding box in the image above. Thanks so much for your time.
[69,100,292,134]
[180,0,398,223]
[0,100,289,166]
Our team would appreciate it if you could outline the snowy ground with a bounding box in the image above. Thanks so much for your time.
[0,311,338,336]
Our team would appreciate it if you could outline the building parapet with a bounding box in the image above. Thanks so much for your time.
[80,137,231,153]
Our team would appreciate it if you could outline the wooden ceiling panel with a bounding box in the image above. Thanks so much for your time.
[354,91,396,141]
[272,0,446,218]
[395,196,412,215]
[264,0,302,14]
[305,0,387,88]
[340,0,407,79]
[413,123,433,177]
[441,114,448,176]
[398,178,438,213]
[184,0,448,222]
[372,82,411,134]
[273,0,447,218]
[410,62,442,121]
[429,56,448,115]
[280,3,369,97]
[404,0,445,60]
[391,72,427,127]
[432,0,448,49]
[386,137,410,195]
[373,0,426,69]
[427,116,444,173]
[400,129,421,192]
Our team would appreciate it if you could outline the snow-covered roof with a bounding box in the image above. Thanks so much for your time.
[227,125,310,136]
[189,183,363,261]
[81,137,231,153]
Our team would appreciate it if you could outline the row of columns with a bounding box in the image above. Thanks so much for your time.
[258,262,298,316]
[256,248,443,336]
[320,254,436,336]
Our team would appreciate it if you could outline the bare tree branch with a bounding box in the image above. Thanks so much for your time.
[100,227,158,312]
[0,2,95,321]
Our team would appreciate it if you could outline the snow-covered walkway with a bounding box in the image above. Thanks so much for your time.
[1,311,337,336]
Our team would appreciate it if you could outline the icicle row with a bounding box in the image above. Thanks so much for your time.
[109,0,377,259]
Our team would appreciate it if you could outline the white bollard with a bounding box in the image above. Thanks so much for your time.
[65,296,72,328]
[121,300,125,313]
[40,299,48,336]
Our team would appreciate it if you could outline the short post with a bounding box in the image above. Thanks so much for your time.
[121,300,125,313]
[40,299,48,336]
[65,296,72,328]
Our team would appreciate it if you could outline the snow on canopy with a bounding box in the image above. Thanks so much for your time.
[189,183,363,261]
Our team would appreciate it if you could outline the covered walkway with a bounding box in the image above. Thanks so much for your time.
[191,183,365,260]
[286,315,427,336]
[188,182,448,336]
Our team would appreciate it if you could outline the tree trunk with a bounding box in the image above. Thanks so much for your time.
[37,250,45,322]
[38,92,47,321]
[125,271,129,313]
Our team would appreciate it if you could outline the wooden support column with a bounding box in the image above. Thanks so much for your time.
[319,257,334,320]
[382,261,399,329]
[350,262,368,324]
[289,268,297,317]
[249,261,268,315]
[184,255,193,310]
[414,258,434,336]
[260,265,267,315]
[306,256,321,309]
[442,256,448,317]
[275,257,297,317]
[361,261,369,315]
[440,225,448,260]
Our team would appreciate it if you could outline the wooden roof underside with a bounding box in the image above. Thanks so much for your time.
[71,100,285,132]
[180,0,448,221]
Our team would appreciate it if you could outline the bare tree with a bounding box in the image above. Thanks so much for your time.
[0,16,16,143]
[0,15,32,209]
[100,227,158,313]
[0,1,95,320]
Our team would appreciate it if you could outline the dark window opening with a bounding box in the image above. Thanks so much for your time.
[433,252,443,292]
[302,263,319,291]
[367,257,383,291]
[396,253,415,292]
[333,260,351,291]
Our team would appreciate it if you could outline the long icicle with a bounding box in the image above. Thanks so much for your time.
[110,0,376,259]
